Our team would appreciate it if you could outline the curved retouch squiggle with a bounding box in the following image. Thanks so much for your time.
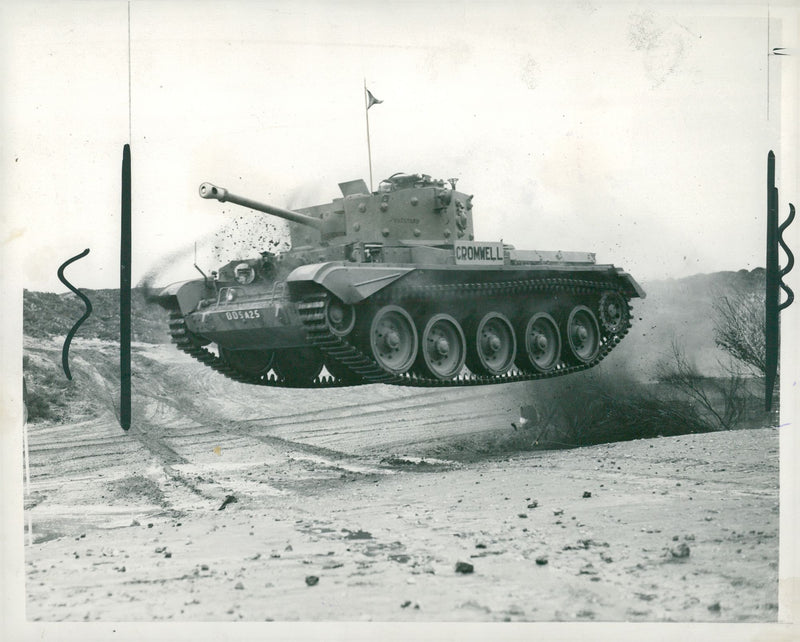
[57,248,93,380]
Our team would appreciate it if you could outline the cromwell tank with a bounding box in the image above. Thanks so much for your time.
[156,172,645,388]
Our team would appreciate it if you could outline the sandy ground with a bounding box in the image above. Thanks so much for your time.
[22,341,780,623]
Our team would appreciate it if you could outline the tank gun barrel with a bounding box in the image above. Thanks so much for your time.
[199,182,327,232]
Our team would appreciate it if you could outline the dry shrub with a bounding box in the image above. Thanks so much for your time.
[524,368,716,449]
[712,281,766,376]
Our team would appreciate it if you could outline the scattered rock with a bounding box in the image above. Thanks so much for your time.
[553,509,564,516]
[535,556,548,566]
[582,491,592,498]
[579,563,598,575]
[234,582,244,590]
[475,542,487,549]
[518,513,528,519]
[164,552,172,558]
[455,561,474,574]
[672,535,679,541]
[147,523,153,528]
[708,602,721,612]
[305,575,319,586]
[671,543,691,559]
[527,501,538,509]
[401,600,411,608]
[155,546,166,554]
[389,554,410,564]
[130,519,140,527]
[200,564,209,571]
[343,529,373,540]
[284,545,293,552]
[218,495,238,511]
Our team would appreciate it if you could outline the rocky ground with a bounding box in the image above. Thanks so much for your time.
[21,339,780,624]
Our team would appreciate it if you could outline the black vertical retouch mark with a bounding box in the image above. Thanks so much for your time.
[765,151,795,412]
[120,144,132,430]
[56,248,93,380]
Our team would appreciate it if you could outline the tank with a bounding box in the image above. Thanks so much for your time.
[156,172,645,388]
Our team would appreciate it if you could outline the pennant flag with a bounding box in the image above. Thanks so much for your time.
[366,88,383,109]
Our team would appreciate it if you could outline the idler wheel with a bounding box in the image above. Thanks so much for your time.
[466,312,516,376]
[416,313,466,380]
[368,305,418,374]
[219,347,274,376]
[598,291,628,334]
[272,348,325,386]
[565,305,601,364]
[325,297,356,337]
[516,312,561,373]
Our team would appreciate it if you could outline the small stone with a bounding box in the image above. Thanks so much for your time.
[455,561,474,574]
[155,546,166,554]
[201,564,209,571]
[553,509,564,516]
[218,495,237,511]
[305,575,319,586]
[518,513,528,519]
[147,523,153,529]
[285,545,293,552]
[527,501,538,509]
[164,552,172,558]
[234,582,244,590]
[535,556,548,565]
[130,519,140,527]
[672,535,679,541]
[582,491,592,498]
[401,600,411,608]
[708,602,721,612]
[671,543,691,558]
[475,543,487,549]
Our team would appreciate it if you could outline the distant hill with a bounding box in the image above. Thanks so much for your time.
[613,268,765,378]
[23,288,171,344]
[23,268,766,378]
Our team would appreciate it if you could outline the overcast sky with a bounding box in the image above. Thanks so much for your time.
[3,0,798,293]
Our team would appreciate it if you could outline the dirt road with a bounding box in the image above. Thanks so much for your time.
[23,340,779,622]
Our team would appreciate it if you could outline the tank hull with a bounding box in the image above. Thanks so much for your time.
[160,260,642,388]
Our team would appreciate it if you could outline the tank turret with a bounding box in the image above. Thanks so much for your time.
[199,173,475,248]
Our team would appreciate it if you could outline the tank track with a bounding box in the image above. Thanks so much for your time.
[167,275,632,388]
[297,276,632,388]
[167,310,348,389]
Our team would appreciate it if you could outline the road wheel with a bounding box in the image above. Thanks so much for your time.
[368,305,418,374]
[466,312,516,376]
[219,347,274,376]
[416,313,466,380]
[273,348,325,386]
[565,305,601,364]
[516,312,561,373]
